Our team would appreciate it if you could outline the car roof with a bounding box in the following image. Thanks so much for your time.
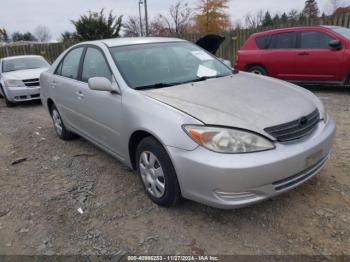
[1,55,43,61]
[251,25,335,38]
[83,37,186,48]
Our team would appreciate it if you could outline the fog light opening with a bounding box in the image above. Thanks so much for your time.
[214,190,260,202]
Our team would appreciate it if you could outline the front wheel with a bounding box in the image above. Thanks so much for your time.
[0,86,16,107]
[136,137,182,207]
[247,66,267,76]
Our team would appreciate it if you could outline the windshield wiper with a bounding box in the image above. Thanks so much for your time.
[135,73,234,90]
[134,82,180,90]
[186,73,231,84]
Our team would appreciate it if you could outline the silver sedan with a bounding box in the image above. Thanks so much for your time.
[0,55,50,107]
[40,38,336,209]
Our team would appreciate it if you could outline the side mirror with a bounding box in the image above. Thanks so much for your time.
[88,77,118,93]
[329,39,342,50]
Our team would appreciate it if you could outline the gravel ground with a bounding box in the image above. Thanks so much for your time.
[0,86,349,256]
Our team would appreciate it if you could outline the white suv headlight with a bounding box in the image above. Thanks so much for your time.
[5,79,24,87]
[184,125,275,153]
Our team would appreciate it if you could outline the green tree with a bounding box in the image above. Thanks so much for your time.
[0,28,10,42]
[12,32,37,42]
[60,31,79,44]
[272,14,280,24]
[71,9,123,41]
[262,11,273,27]
[299,12,307,23]
[281,13,288,23]
[302,0,320,18]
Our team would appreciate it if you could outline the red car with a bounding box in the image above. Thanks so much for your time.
[235,26,350,86]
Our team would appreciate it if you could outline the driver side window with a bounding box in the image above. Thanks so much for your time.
[82,47,112,83]
[300,31,333,49]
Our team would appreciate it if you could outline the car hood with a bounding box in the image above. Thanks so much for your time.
[142,72,324,139]
[2,67,49,80]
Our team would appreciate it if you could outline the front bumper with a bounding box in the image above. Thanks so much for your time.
[4,86,41,102]
[168,118,336,209]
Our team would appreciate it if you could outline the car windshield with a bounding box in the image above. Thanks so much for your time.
[109,42,233,89]
[331,27,350,40]
[2,57,49,73]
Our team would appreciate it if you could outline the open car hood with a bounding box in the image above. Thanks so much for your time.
[195,34,225,55]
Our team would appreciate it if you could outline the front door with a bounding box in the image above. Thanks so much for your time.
[75,47,123,158]
[294,30,343,82]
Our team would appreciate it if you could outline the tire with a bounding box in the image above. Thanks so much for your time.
[50,104,76,140]
[0,86,16,107]
[247,65,267,76]
[136,137,182,207]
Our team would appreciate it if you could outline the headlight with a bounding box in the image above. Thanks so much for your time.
[183,125,275,153]
[5,79,24,87]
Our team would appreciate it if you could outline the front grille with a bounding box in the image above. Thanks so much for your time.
[272,155,329,191]
[23,78,40,87]
[264,109,320,142]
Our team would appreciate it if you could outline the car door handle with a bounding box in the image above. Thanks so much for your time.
[297,52,309,56]
[76,90,84,99]
[51,81,56,89]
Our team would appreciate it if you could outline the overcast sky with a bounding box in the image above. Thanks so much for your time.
[0,0,345,40]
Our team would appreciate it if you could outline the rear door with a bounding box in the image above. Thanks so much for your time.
[294,30,343,82]
[260,31,298,80]
[52,47,85,129]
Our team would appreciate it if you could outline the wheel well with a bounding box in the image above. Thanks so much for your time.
[129,130,156,170]
[245,64,266,72]
[344,73,350,86]
[47,98,54,115]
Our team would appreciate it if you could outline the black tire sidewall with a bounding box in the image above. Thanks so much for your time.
[136,137,181,207]
[248,66,267,76]
[50,104,75,140]
[0,86,16,107]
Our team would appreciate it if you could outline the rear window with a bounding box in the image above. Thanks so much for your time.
[270,32,297,49]
[255,36,269,49]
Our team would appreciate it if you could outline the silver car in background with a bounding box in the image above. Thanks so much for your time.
[0,55,50,107]
[40,38,336,209]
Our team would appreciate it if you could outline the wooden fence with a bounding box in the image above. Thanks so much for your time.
[1,12,350,64]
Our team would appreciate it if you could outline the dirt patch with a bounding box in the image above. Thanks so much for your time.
[0,87,349,255]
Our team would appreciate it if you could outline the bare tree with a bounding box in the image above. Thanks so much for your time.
[158,0,192,35]
[123,16,144,37]
[288,9,300,21]
[149,16,170,36]
[326,0,347,14]
[34,25,51,42]
[244,10,264,28]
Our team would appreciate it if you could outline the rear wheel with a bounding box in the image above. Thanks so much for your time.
[136,137,182,207]
[50,104,76,140]
[247,65,267,76]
